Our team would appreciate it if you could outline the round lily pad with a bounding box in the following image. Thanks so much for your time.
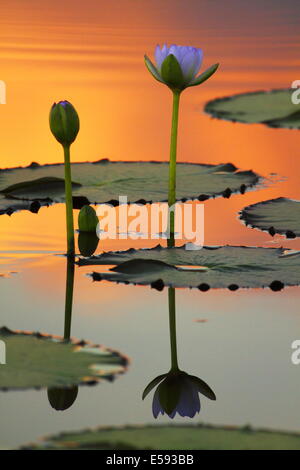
[0,326,128,390]
[205,89,300,129]
[78,245,300,290]
[0,160,260,215]
[23,424,300,450]
[240,197,300,238]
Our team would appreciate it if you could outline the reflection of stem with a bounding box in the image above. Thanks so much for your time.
[168,91,181,247]
[168,287,179,371]
[64,256,75,341]
[63,145,75,257]
[47,256,77,411]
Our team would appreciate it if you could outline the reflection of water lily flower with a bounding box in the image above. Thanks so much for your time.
[145,44,218,91]
[143,370,216,419]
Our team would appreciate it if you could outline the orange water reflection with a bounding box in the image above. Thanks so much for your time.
[1,1,300,264]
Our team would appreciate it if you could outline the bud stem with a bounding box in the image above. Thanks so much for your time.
[168,287,179,370]
[168,90,181,247]
[63,145,75,257]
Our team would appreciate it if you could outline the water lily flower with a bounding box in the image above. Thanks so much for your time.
[143,370,216,419]
[144,46,218,243]
[145,44,218,91]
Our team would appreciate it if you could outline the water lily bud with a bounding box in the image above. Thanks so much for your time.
[145,44,218,91]
[47,386,78,411]
[49,100,80,146]
[78,205,99,233]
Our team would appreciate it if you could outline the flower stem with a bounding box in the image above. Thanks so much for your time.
[63,144,75,257]
[168,287,179,370]
[168,90,181,248]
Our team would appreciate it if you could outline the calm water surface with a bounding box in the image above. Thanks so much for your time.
[0,0,300,448]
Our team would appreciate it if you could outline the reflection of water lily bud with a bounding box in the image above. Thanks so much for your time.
[78,231,99,257]
[49,101,80,146]
[143,370,215,419]
[145,44,218,91]
[78,205,99,233]
[47,386,78,411]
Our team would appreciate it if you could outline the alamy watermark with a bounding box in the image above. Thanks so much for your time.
[0,340,6,365]
[95,197,204,249]
[291,80,300,105]
[291,340,300,365]
[0,80,6,104]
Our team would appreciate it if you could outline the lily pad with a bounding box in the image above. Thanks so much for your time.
[22,424,300,450]
[79,245,300,290]
[0,327,128,390]
[240,197,300,238]
[0,160,260,215]
[204,89,300,129]
[0,176,81,197]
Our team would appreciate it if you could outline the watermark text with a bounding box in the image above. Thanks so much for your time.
[96,197,204,249]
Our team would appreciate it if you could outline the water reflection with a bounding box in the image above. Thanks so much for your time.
[143,287,216,419]
[47,385,78,412]
[47,255,78,411]
[78,232,99,257]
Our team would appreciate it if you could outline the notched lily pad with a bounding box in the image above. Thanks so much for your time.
[79,245,300,290]
[240,197,300,238]
[205,89,300,129]
[22,424,300,450]
[0,160,261,215]
[0,327,128,390]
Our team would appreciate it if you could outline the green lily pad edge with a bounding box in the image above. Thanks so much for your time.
[0,159,261,216]
[0,326,128,391]
[204,88,300,129]
[80,244,300,291]
[240,197,300,239]
[22,423,300,450]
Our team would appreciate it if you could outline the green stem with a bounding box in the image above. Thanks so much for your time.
[168,287,179,371]
[64,256,75,340]
[63,145,75,257]
[168,91,181,248]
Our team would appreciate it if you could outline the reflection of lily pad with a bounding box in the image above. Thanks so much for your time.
[0,196,50,216]
[240,197,300,238]
[205,89,300,129]
[23,424,300,450]
[80,245,300,290]
[0,327,128,390]
[0,160,260,215]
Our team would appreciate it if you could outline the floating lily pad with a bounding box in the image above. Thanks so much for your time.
[79,245,300,290]
[0,160,260,215]
[0,177,81,197]
[22,424,300,450]
[205,89,300,129]
[0,327,128,390]
[240,197,300,238]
